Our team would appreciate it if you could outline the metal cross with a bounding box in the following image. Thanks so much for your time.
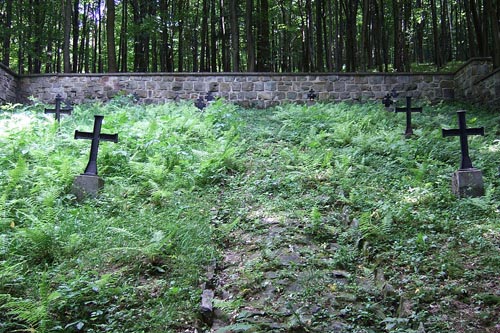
[74,115,118,176]
[395,96,422,137]
[44,94,73,122]
[307,89,317,101]
[442,110,484,170]
[195,96,206,110]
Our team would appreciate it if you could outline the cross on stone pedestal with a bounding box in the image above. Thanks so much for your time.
[442,110,484,170]
[45,94,73,122]
[395,96,422,137]
[74,115,118,176]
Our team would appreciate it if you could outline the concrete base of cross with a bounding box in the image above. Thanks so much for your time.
[71,174,104,201]
[451,168,484,198]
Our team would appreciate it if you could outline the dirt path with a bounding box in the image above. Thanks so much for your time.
[204,110,364,332]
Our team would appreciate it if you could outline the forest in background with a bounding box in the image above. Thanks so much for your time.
[0,0,499,75]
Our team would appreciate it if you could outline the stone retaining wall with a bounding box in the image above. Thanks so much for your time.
[18,72,455,108]
[472,67,500,108]
[0,58,498,108]
[0,63,18,104]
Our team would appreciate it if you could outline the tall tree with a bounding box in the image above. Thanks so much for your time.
[229,0,239,71]
[245,0,255,71]
[106,0,117,72]
[2,0,13,66]
[484,0,499,68]
[256,0,270,71]
[63,0,72,73]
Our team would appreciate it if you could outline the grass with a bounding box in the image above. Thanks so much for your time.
[0,96,499,332]
[0,96,241,332]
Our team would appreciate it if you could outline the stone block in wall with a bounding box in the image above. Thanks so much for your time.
[242,82,254,91]
[440,80,454,89]
[368,76,384,85]
[257,91,273,100]
[354,76,368,84]
[275,92,286,100]
[254,82,264,91]
[442,88,455,99]
[220,82,231,92]
[287,92,298,100]
[277,82,291,91]
[208,82,219,91]
[334,82,346,92]
[194,82,206,92]
[232,82,242,91]
[264,81,276,91]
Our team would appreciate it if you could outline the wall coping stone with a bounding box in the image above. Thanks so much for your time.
[0,62,19,78]
[19,71,454,78]
[475,66,500,84]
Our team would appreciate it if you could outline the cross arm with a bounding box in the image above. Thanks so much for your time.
[100,133,119,142]
[442,127,485,137]
[395,107,423,113]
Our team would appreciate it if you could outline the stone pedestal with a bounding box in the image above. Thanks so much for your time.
[451,168,484,198]
[71,174,104,201]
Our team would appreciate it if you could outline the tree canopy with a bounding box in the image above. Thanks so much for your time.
[0,0,498,74]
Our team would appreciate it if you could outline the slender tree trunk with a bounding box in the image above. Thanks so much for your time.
[430,0,442,68]
[257,0,270,71]
[200,0,209,71]
[2,0,13,66]
[229,0,239,71]
[315,0,324,71]
[72,0,79,72]
[325,0,333,71]
[361,0,370,71]
[63,0,72,73]
[485,0,500,67]
[106,0,117,72]
[469,0,485,56]
[177,0,184,72]
[245,0,255,71]
[119,0,128,72]
[220,0,231,71]
[415,0,424,63]
[210,0,217,71]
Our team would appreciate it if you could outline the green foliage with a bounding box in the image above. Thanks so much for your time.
[0,99,240,331]
[1,99,499,332]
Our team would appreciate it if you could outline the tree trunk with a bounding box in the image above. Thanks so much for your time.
[430,0,442,68]
[256,0,270,71]
[72,0,79,72]
[106,0,117,72]
[210,0,217,71]
[315,0,324,71]
[415,0,424,63]
[63,0,72,73]
[229,0,239,71]
[485,0,500,68]
[245,0,255,71]
[131,0,150,72]
[200,0,209,71]
[2,0,13,66]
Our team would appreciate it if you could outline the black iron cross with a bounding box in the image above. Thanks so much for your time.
[307,89,317,101]
[74,115,118,176]
[45,94,73,122]
[195,96,206,110]
[442,110,484,170]
[395,96,422,137]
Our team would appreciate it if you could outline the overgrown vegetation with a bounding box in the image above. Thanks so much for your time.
[0,97,241,332]
[0,97,499,332]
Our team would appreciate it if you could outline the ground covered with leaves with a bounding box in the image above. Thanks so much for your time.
[0,97,499,332]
